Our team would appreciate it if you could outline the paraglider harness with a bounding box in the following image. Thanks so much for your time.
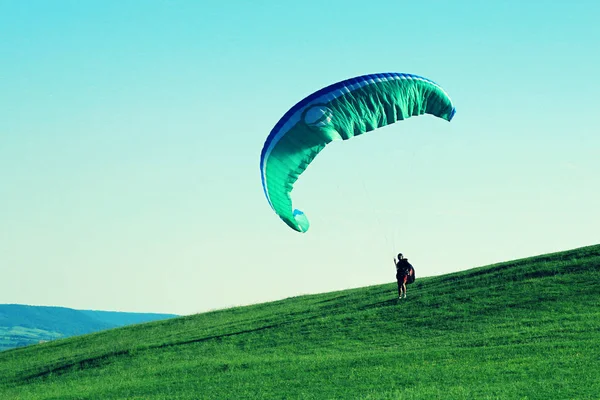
[396,258,415,284]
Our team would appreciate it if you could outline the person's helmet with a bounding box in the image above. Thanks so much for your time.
[397,253,403,259]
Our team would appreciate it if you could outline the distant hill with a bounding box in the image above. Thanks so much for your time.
[79,310,179,327]
[0,304,177,351]
[0,244,598,399]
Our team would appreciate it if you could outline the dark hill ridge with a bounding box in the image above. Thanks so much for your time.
[0,304,177,351]
[0,244,598,399]
[79,309,179,327]
[0,305,114,336]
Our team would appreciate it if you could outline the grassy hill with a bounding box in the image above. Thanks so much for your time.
[1,244,598,399]
[0,305,177,352]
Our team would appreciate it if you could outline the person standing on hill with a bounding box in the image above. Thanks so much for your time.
[394,253,415,299]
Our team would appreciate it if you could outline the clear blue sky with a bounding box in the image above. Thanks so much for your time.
[1,0,598,315]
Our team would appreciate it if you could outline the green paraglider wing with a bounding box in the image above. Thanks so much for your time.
[260,72,456,232]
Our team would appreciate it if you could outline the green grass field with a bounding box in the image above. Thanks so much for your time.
[1,244,599,399]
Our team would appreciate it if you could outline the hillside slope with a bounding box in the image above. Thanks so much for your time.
[1,244,599,399]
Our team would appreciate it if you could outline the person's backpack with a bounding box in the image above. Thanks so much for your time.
[406,265,416,284]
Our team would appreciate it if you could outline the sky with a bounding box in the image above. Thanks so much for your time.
[1,0,599,316]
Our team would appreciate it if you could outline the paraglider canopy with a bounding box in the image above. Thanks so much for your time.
[260,72,456,232]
